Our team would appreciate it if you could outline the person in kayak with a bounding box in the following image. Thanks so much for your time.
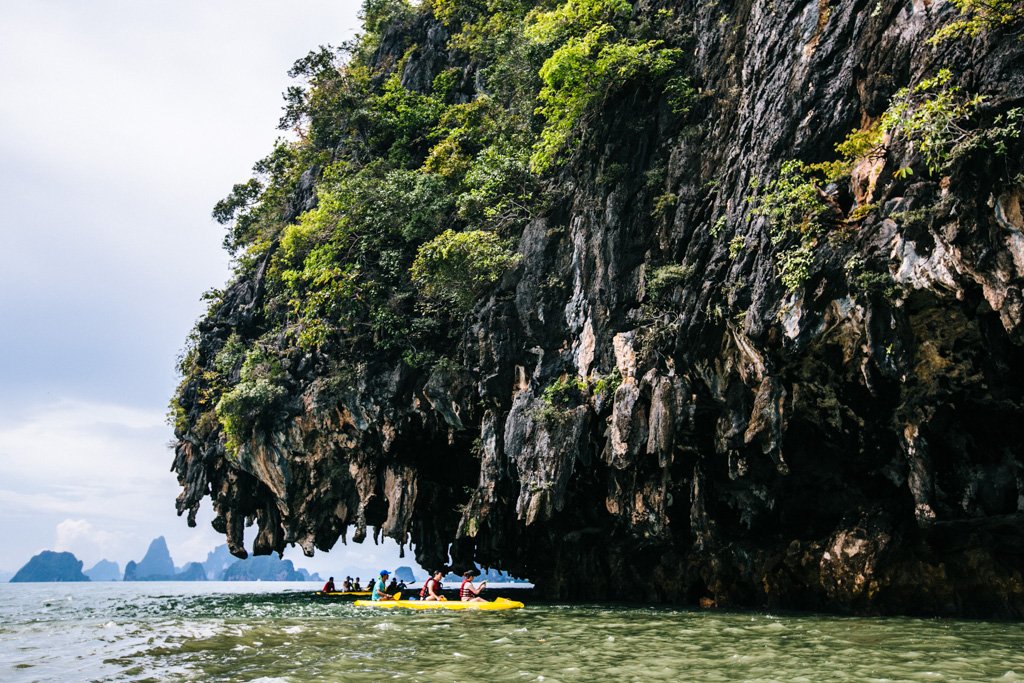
[459,569,487,602]
[342,577,352,591]
[322,576,336,593]
[387,577,399,594]
[353,577,362,591]
[420,570,445,601]
[371,570,395,601]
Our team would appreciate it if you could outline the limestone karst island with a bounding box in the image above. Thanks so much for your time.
[170,0,1024,618]
[4,0,1024,680]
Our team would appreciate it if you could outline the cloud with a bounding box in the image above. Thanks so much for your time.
[0,397,184,568]
[0,398,168,486]
[53,519,124,565]
[0,1,362,410]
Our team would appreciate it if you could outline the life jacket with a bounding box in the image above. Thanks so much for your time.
[420,577,441,598]
[459,578,473,599]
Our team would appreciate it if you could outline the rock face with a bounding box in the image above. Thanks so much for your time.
[11,551,89,582]
[172,0,1024,616]
[124,537,176,581]
[84,560,121,582]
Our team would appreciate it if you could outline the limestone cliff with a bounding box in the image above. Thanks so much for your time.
[172,0,1024,616]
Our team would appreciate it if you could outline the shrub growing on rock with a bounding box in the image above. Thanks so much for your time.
[411,229,521,311]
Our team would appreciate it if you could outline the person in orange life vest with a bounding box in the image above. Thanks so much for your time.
[459,569,487,602]
[420,570,445,601]
[322,577,336,592]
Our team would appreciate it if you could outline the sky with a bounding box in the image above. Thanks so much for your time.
[0,0,418,580]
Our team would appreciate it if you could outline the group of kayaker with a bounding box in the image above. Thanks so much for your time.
[421,568,488,602]
[322,576,367,592]
[329,576,365,591]
[322,567,489,602]
[365,567,487,602]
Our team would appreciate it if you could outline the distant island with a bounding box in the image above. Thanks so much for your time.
[222,556,310,581]
[122,537,322,581]
[9,537,324,582]
[124,537,191,580]
[85,559,121,581]
[11,551,89,582]
[394,566,416,583]
[202,544,237,580]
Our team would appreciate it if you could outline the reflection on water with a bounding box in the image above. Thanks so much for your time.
[2,582,1023,682]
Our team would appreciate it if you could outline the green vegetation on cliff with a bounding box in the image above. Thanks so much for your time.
[173,0,692,456]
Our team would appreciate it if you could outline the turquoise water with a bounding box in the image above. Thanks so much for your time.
[1,582,1023,682]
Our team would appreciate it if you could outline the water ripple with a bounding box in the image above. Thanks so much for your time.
[2,583,1023,682]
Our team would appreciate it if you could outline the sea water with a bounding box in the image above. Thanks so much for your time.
[1,582,1022,682]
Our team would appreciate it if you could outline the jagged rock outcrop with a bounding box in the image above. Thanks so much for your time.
[172,0,1024,616]
[11,551,89,582]
[124,537,176,581]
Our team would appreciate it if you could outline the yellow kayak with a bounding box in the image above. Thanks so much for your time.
[315,591,371,597]
[354,597,524,611]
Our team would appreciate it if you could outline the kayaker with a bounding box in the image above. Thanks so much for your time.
[342,576,352,591]
[371,570,394,601]
[387,577,399,594]
[322,576,336,593]
[420,570,445,601]
[353,577,362,591]
[459,569,487,602]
